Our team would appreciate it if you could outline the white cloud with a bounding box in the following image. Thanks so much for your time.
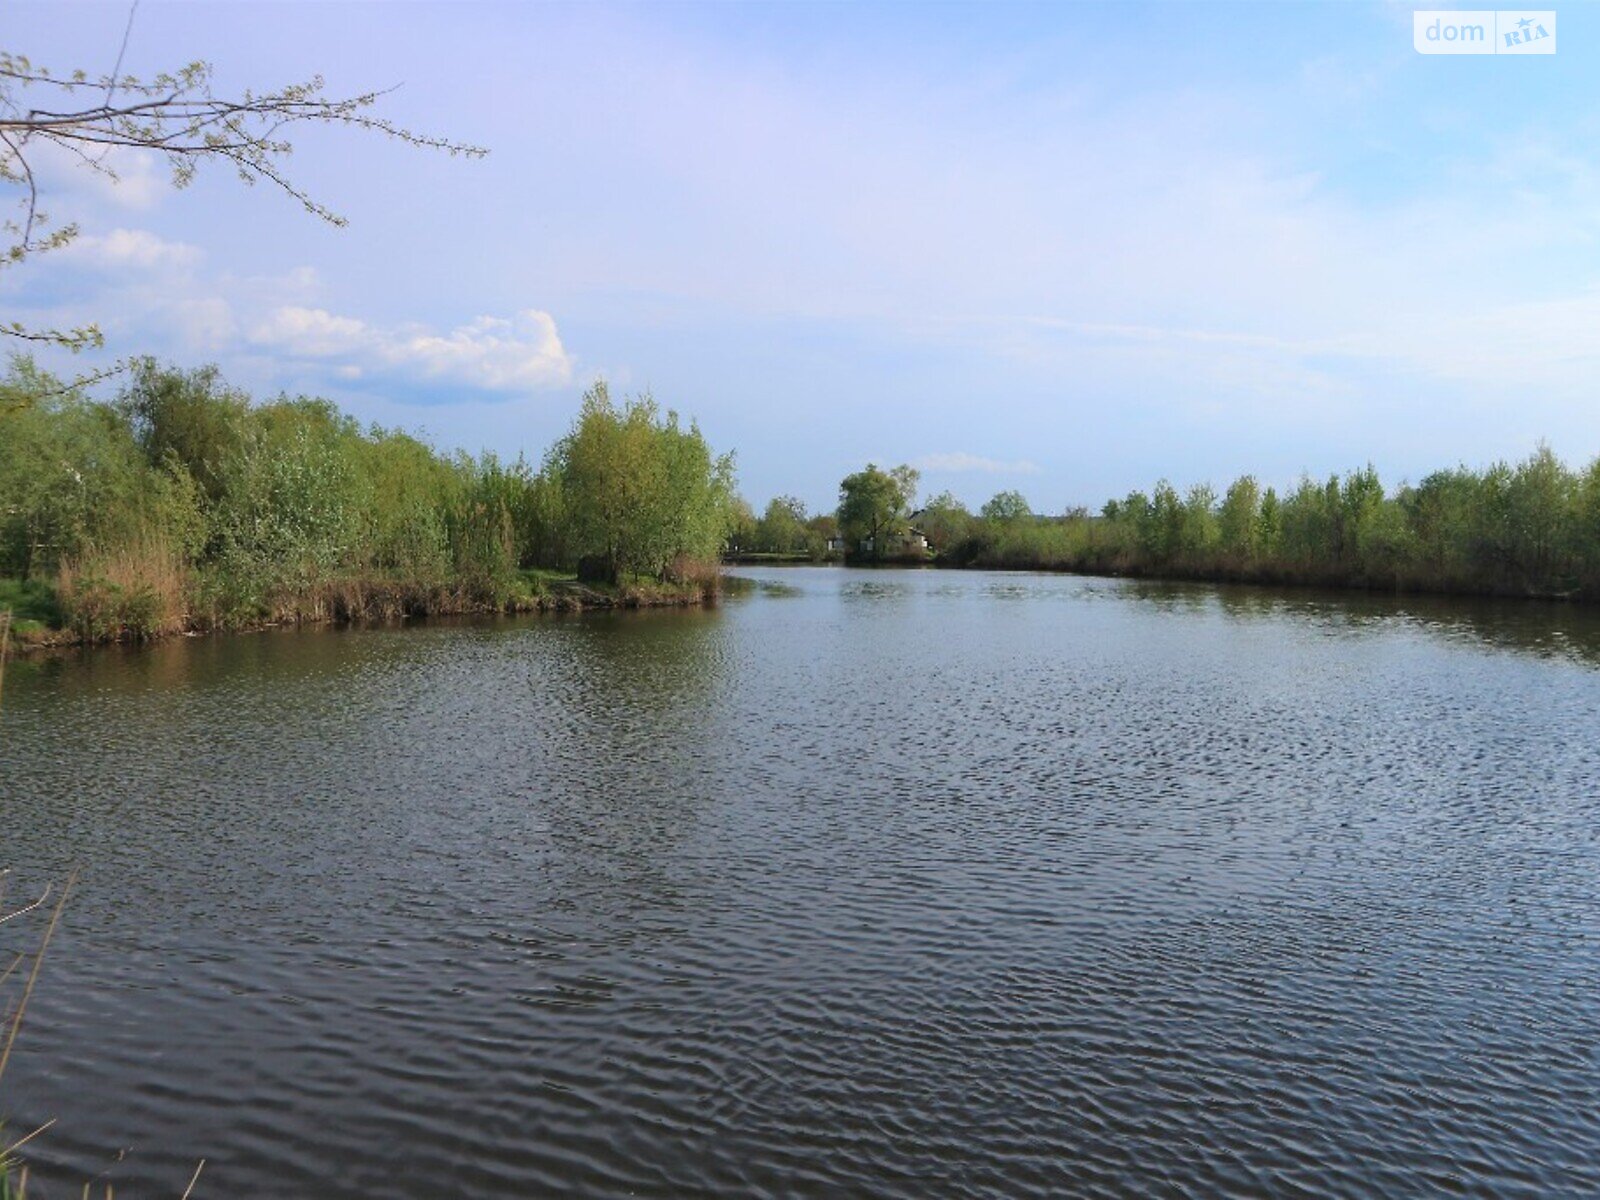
[6,221,574,400]
[252,306,574,392]
[92,147,166,210]
[170,297,238,353]
[28,142,166,211]
[914,452,1041,475]
[58,228,202,272]
[254,306,368,357]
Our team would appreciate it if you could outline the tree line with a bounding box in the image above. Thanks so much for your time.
[727,463,921,561]
[0,359,735,640]
[9,352,1599,645]
[727,496,838,559]
[792,449,1600,599]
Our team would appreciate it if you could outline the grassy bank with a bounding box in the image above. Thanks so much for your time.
[1,567,718,652]
[0,581,59,640]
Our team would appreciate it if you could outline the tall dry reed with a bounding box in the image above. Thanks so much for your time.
[57,536,192,643]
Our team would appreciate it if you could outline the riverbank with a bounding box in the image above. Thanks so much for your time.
[0,569,719,654]
[723,551,832,565]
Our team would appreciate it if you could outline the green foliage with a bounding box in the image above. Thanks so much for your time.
[1219,475,1260,560]
[119,359,250,505]
[806,513,839,549]
[725,495,758,555]
[444,452,523,596]
[757,496,811,554]
[0,360,736,634]
[212,399,366,600]
[355,429,454,579]
[0,576,59,629]
[0,360,146,578]
[1256,487,1282,560]
[837,463,918,560]
[1181,484,1220,559]
[809,445,1600,600]
[980,490,1031,522]
[545,383,735,583]
[732,495,832,559]
[916,492,973,554]
[517,469,571,571]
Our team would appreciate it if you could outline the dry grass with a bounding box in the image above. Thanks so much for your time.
[57,537,191,643]
[7,559,715,653]
[0,873,72,1199]
[251,575,508,628]
[659,556,722,603]
[0,875,204,1199]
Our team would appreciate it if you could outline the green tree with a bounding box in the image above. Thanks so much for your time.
[1180,483,1219,560]
[1506,444,1574,586]
[1339,465,1387,571]
[917,490,973,553]
[549,382,734,583]
[1577,458,1600,589]
[118,360,250,506]
[1219,475,1260,561]
[838,463,918,561]
[1255,486,1282,560]
[355,428,453,579]
[1145,480,1184,563]
[1401,469,1475,582]
[725,495,758,556]
[1280,475,1335,567]
[0,357,180,578]
[212,397,365,595]
[980,490,1031,522]
[806,512,840,556]
[756,495,810,555]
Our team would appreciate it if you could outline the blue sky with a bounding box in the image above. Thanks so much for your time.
[6,1,1600,513]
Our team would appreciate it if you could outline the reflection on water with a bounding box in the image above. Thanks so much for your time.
[1126,577,1600,667]
[3,568,1600,1198]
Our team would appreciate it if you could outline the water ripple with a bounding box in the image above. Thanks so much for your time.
[2,572,1599,1196]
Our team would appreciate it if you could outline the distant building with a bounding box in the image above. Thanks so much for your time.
[861,527,929,557]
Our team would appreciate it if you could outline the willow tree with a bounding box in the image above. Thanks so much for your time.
[0,26,485,355]
[547,383,736,584]
[837,463,918,561]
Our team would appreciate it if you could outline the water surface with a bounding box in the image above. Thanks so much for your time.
[3,568,1599,1197]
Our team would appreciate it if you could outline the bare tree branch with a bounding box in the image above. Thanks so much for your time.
[0,15,488,352]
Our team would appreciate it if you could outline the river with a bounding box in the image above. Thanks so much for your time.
[2,567,1599,1197]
